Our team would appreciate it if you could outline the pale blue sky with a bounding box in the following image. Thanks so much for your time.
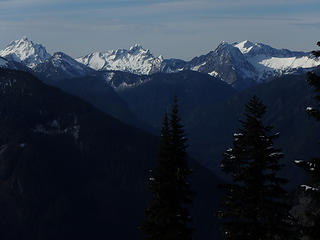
[0,0,319,60]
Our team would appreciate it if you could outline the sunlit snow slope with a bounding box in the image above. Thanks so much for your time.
[77,44,163,75]
[0,37,51,68]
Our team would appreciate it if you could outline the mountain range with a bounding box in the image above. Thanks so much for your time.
[0,37,319,181]
[1,37,319,89]
[76,43,163,75]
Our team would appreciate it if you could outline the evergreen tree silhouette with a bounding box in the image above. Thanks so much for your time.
[141,97,193,240]
[217,96,294,240]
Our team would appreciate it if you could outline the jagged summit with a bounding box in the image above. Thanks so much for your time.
[129,43,143,51]
[76,44,163,75]
[233,40,307,57]
[0,37,51,68]
[231,40,319,82]
[21,36,28,41]
[215,41,245,59]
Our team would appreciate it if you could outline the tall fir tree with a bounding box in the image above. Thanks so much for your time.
[294,41,320,240]
[217,96,294,240]
[141,97,193,240]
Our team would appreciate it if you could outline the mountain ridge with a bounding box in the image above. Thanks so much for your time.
[76,44,163,75]
[33,51,95,80]
[1,37,319,89]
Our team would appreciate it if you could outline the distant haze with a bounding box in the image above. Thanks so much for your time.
[0,0,319,60]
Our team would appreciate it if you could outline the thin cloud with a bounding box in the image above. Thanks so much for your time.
[291,21,320,29]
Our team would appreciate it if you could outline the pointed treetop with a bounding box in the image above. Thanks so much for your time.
[170,95,182,127]
[245,95,266,119]
[161,111,169,137]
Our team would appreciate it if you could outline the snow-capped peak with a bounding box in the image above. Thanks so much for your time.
[0,37,51,68]
[215,41,244,58]
[234,40,255,54]
[232,40,320,82]
[129,43,143,51]
[233,40,308,58]
[76,44,163,75]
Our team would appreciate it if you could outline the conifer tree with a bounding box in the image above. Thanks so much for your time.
[141,97,193,240]
[217,96,293,240]
[294,41,320,240]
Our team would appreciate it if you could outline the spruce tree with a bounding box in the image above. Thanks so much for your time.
[217,96,293,240]
[294,41,320,239]
[141,97,193,240]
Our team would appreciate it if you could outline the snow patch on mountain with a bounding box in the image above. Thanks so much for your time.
[77,44,164,75]
[208,70,219,77]
[103,71,151,91]
[191,62,206,71]
[234,40,306,58]
[233,40,320,82]
[115,80,147,90]
[249,55,318,72]
[0,37,51,68]
[234,40,255,54]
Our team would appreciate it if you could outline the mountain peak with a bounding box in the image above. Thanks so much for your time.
[216,41,238,52]
[233,40,309,58]
[21,36,29,41]
[234,40,255,54]
[10,36,30,46]
[34,51,94,80]
[50,51,89,68]
[129,43,143,51]
[128,44,152,56]
[240,40,254,46]
[0,37,51,68]
[217,41,229,47]
[77,44,163,75]
[215,41,244,58]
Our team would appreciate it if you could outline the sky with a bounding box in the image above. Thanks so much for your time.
[0,0,319,60]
